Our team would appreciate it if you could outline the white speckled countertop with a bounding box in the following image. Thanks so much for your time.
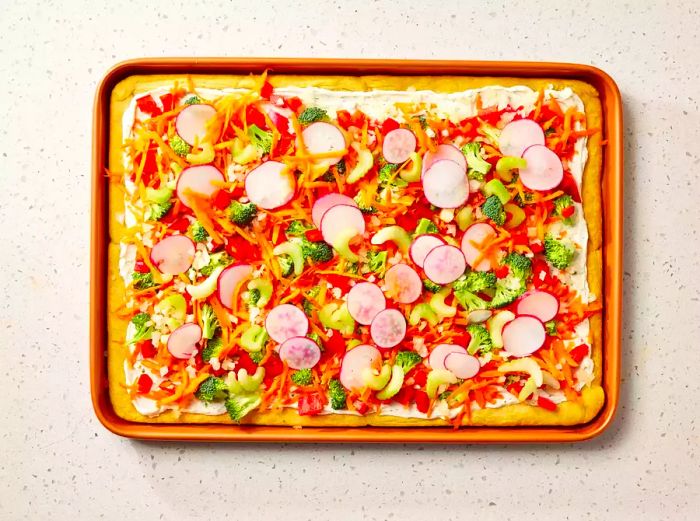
[1,0,700,519]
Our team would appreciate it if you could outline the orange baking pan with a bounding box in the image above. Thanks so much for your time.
[91,58,622,443]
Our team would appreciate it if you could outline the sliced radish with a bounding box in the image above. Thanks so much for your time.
[502,315,546,357]
[320,204,365,247]
[265,304,309,343]
[279,336,321,369]
[175,104,218,146]
[370,308,407,349]
[347,282,386,325]
[428,344,467,371]
[498,118,545,158]
[150,235,195,275]
[444,352,481,379]
[176,165,224,209]
[422,244,467,284]
[217,264,253,310]
[422,144,467,176]
[245,161,296,210]
[339,344,382,390]
[519,144,564,191]
[409,234,446,268]
[311,193,358,228]
[382,128,417,164]
[301,122,346,165]
[516,290,560,322]
[384,264,423,304]
[167,323,202,359]
[422,160,470,209]
[460,223,497,272]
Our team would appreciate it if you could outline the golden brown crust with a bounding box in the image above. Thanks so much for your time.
[108,74,604,427]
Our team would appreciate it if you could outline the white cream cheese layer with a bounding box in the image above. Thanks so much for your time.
[120,83,592,419]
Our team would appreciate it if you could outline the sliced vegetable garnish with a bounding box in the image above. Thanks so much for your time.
[279,336,321,369]
[301,121,346,165]
[516,290,560,323]
[422,159,470,208]
[384,264,422,304]
[340,344,381,391]
[176,165,224,209]
[501,315,546,357]
[409,234,446,268]
[311,193,358,228]
[346,282,386,325]
[422,143,466,176]
[320,204,365,248]
[175,104,218,146]
[460,222,497,272]
[150,235,195,275]
[382,128,416,164]
[265,304,309,344]
[498,118,545,158]
[245,161,296,209]
[370,308,406,348]
[428,343,466,371]
[444,352,480,379]
[217,264,253,310]
[167,323,202,359]
[519,144,564,191]
[422,244,467,284]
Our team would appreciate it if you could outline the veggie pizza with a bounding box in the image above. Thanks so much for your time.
[107,72,604,428]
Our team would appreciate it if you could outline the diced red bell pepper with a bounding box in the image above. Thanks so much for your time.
[167,216,191,234]
[322,274,353,293]
[411,369,428,387]
[226,235,262,261]
[304,229,324,242]
[245,105,267,129]
[392,386,416,407]
[352,399,369,415]
[159,93,177,112]
[138,340,157,359]
[236,352,258,375]
[324,331,347,358]
[569,344,589,364]
[298,393,325,416]
[394,204,435,232]
[135,95,162,117]
[537,395,558,411]
[414,391,430,413]
[260,81,274,99]
[558,171,581,203]
[212,190,233,211]
[133,259,150,273]
[285,96,303,113]
[494,265,510,279]
[335,109,353,130]
[136,373,153,394]
[561,205,575,218]
[381,117,400,135]
[263,354,284,387]
[530,242,544,254]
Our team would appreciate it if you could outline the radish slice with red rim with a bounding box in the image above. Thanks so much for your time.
[301,122,346,165]
[279,336,321,369]
[245,161,296,210]
[150,235,195,275]
[498,118,545,158]
[516,290,560,323]
[217,264,253,310]
[265,304,309,343]
[382,128,417,164]
[175,104,218,146]
[409,234,446,268]
[311,193,358,228]
[340,344,382,390]
[519,144,564,191]
[502,315,546,357]
[167,323,202,360]
[384,264,423,304]
[176,165,224,209]
[422,144,467,176]
[347,282,387,325]
[460,222,497,272]
[422,159,470,208]
[320,204,365,247]
[422,244,467,284]
[444,352,481,379]
[370,308,407,349]
[428,344,467,371]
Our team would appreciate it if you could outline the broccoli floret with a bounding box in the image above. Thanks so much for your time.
[195,376,228,402]
[301,238,333,263]
[353,191,377,214]
[129,312,153,344]
[481,195,506,226]
[544,235,574,270]
[131,271,156,290]
[513,192,534,207]
[225,393,261,422]
[227,201,258,226]
[285,220,313,237]
[184,95,202,105]
[200,251,233,276]
[147,201,172,221]
[378,163,401,186]
[278,255,294,277]
[467,324,493,355]
[247,288,261,308]
[490,275,526,308]
[335,158,346,175]
[328,378,347,410]
[454,289,490,312]
[395,351,422,373]
[247,124,273,154]
[453,271,497,293]
[200,304,220,340]
[307,332,323,349]
[462,142,491,180]
[545,320,558,336]
[415,114,428,129]
[201,334,225,362]
[423,279,442,293]
[366,250,387,274]
[169,135,191,157]
[503,252,532,280]
[553,194,576,225]
[145,187,173,221]
[291,368,313,386]
[249,348,266,364]
[298,106,328,125]
[301,287,320,316]
[189,221,209,243]
[415,217,439,235]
